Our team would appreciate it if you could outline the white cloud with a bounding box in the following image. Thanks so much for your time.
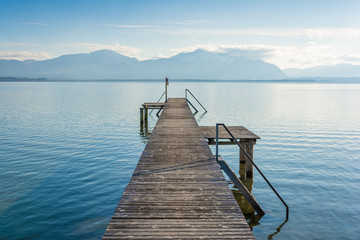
[136,26,360,41]
[149,54,170,60]
[99,24,159,29]
[0,41,40,47]
[149,27,301,37]
[304,29,330,39]
[264,45,333,69]
[71,43,144,58]
[166,20,210,25]
[342,54,360,62]
[167,43,360,69]
[163,27,360,69]
[287,28,354,38]
[18,22,48,26]
[228,44,342,69]
[0,51,51,60]
[171,44,273,56]
[100,20,210,29]
[266,45,360,69]
[304,28,360,39]
[169,43,220,55]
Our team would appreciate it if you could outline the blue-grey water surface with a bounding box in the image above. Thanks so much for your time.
[0,82,359,239]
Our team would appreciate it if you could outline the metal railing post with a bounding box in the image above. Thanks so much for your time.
[185,89,207,113]
[186,99,199,113]
[216,123,220,162]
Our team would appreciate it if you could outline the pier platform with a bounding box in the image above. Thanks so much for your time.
[103,98,255,239]
[200,126,260,145]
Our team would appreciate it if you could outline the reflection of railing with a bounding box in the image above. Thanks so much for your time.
[217,155,265,216]
[216,123,289,220]
[185,89,207,113]
[149,91,166,116]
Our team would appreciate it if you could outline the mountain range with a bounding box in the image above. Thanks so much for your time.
[284,64,360,78]
[0,49,359,80]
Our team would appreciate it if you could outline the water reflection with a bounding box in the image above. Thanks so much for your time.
[139,125,151,140]
[195,112,207,123]
[230,171,288,239]
[230,168,264,229]
[231,187,263,228]
[139,110,157,140]
[267,218,288,240]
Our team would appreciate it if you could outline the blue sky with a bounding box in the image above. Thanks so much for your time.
[0,0,359,69]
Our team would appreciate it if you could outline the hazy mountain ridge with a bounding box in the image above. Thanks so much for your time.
[0,49,285,80]
[1,49,359,80]
[284,63,360,78]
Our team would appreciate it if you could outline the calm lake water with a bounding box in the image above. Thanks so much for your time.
[0,81,359,239]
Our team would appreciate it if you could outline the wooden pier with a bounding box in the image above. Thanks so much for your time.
[103,98,255,239]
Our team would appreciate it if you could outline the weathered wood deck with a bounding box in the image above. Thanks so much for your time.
[142,102,166,109]
[200,126,260,141]
[103,98,255,239]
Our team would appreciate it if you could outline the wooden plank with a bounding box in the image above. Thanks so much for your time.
[142,102,166,107]
[103,98,255,239]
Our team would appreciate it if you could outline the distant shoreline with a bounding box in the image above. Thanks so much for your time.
[1,76,360,83]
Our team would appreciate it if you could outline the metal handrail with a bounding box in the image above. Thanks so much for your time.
[185,89,207,113]
[149,91,166,115]
[216,123,289,219]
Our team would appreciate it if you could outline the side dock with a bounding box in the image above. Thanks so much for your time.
[103,98,255,239]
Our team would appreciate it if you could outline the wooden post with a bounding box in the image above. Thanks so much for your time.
[239,142,246,163]
[140,107,144,130]
[144,106,149,136]
[239,141,247,180]
[239,140,255,179]
[243,176,254,193]
[239,161,246,180]
[165,77,168,102]
[144,106,148,124]
[245,140,254,178]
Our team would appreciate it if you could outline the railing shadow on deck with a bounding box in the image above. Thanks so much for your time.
[133,158,216,176]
